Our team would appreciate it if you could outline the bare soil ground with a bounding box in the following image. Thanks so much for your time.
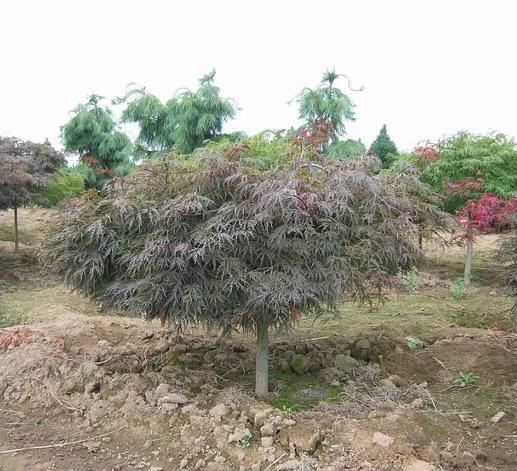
[0,208,516,471]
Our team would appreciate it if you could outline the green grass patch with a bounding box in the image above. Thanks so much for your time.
[0,283,98,328]
[229,370,344,412]
[289,288,513,345]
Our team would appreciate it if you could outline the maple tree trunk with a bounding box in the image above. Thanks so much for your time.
[255,316,269,399]
[464,238,473,288]
[13,205,19,254]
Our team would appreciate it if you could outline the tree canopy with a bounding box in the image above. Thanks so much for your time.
[456,193,517,287]
[0,136,65,251]
[417,132,517,213]
[61,95,134,189]
[369,125,398,168]
[119,70,236,156]
[295,70,359,148]
[42,166,85,207]
[328,138,366,160]
[46,142,447,397]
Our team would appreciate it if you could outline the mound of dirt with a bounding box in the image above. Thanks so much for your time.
[1,314,516,471]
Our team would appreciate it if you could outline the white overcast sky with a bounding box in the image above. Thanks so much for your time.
[1,0,516,155]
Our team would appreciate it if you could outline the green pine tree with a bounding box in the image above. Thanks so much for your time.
[295,70,359,145]
[62,95,134,189]
[369,125,398,168]
[120,70,236,156]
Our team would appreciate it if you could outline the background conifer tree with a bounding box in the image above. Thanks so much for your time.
[62,95,133,189]
[369,124,398,168]
[295,70,360,152]
[119,70,236,156]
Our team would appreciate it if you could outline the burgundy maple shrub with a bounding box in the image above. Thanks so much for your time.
[46,151,447,397]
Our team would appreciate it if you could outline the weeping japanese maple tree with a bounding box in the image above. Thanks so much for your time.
[0,137,65,252]
[457,193,517,288]
[46,149,445,398]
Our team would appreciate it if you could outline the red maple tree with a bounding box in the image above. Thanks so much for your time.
[456,193,517,287]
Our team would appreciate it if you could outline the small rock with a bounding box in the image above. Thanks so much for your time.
[490,411,506,423]
[157,393,189,405]
[97,340,111,348]
[228,426,251,443]
[351,339,372,361]
[410,398,424,409]
[334,353,359,373]
[155,383,171,397]
[260,421,279,436]
[290,430,322,454]
[372,432,393,448]
[468,418,481,429]
[194,459,206,470]
[489,291,497,296]
[82,440,101,453]
[159,402,179,413]
[232,342,248,353]
[283,418,297,426]
[149,467,164,471]
[261,436,274,447]
[203,350,217,363]
[181,404,202,415]
[179,459,188,468]
[142,330,154,339]
[210,403,229,421]
[403,459,435,471]
[253,408,272,427]
[154,341,169,354]
[291,354,309,375]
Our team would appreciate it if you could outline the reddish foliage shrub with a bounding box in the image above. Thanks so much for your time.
[295,118,334,150]
[457,193,517,236]
[414,146,440,162]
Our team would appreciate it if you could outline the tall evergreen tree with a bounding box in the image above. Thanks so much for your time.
[0,137,64,252]
[119,70,236,155]
[62,95,133,189]
[369,125,398,168]
[295,70,360,149]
